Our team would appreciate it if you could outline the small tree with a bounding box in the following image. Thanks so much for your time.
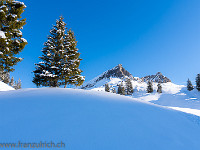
[9,76,14,86]
[125,78,134,95]
[17,78,21,89]
[187,79,194,91]
[105,83,110,92]
[0,71,10,84]
[118,83,126,95]
[147,81,153,93]
[112,88,116,93]
[157,83,162,93]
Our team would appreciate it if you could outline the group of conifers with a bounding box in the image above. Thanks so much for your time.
[105,78,162,95]
[187,75,200,91]
[0,0,84,88]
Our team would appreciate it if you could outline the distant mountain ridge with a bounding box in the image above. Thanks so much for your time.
[141,72,171,83]
[82,64,171,89]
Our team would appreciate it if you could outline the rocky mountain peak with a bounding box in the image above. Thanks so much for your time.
[141,72,171,83]
[81,64,134,89]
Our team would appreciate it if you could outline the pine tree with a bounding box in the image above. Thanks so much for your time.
[196,74,200,91]
[118,83,126,95]
[33,17,84,88]
[16,78,21,89]
[117,84,122,95]
[0,0,27,73]
[187,79,194,91]
[112,88,116,93]
[63,29,84,87]
[157,83,162,93]
[33,16,69,87]
[105,83,110,92]
[0,71,10,84]
[9,76,14,86]
[147,81,153,93]
[125,78,134,95]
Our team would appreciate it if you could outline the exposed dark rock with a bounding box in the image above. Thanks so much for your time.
[141,72,171,83]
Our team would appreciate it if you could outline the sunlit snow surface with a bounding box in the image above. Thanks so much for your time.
[0,88,200,150]
[83,77,200,116]
[0,81,14,91]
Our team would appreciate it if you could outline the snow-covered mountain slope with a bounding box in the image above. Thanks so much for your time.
[82,64,172,90]
[0,81,14,91]
[0,88,200,150]
[82,64,134,89]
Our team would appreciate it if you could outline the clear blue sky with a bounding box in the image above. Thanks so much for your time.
[12,0,200,88]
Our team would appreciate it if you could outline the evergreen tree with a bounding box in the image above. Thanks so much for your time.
[33,16,69,87]
[187,78,194,91]
[105,83,110,92]
[125,78,134,95]
[9,76,14,86]
[0,0,27,73]
[196,74,200,91]
[117,84,122,95]
[16,78,21,89]
[118,83,126,95]
[63,29,84,87]
[33,17,84,88]
[0,71,10,84]
[112,88,116,93]
[157,83,162,93]
[147,81,153,93]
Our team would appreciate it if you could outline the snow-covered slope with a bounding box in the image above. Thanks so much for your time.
[0,88,200,150]
[82,64,134,89]
[0,81,14,91]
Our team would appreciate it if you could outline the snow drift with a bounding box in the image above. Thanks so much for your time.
[0,81,14,91]
[0,88,200,150]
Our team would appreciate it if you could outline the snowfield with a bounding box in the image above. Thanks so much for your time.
[0,81,14,91]
[83,77,200,116]
[0,88,200,150]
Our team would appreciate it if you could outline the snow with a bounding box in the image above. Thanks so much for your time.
[82,77,200,117]
[0,81,14,91]
[0,88,200,150]
[169,107,200,117]
[0,31,6,38]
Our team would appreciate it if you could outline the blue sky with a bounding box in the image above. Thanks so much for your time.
[11,0,200,88]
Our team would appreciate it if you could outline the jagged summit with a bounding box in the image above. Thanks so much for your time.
[141,72,171,83]
[82,64,134,89]
[106,64,133,79]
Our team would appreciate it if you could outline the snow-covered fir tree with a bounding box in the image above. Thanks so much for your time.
[118,83,126,95]
[33,16,68,87]
[147,81,153,93]
[105,83,110,92]
[63,29,84,87]
[0,71,10,84]
[16,78,21,89]
[125,78,133,95]
[187,79,194,91]
[33,17,84,87]
[157,83,162,93]
[0,0,27,73]
[112,88,116,93]
[9,76,14,87]
[13,78,21,89]
[196,74,200,91]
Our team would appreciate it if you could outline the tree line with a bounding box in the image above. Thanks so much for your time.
[105,79,162,95]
